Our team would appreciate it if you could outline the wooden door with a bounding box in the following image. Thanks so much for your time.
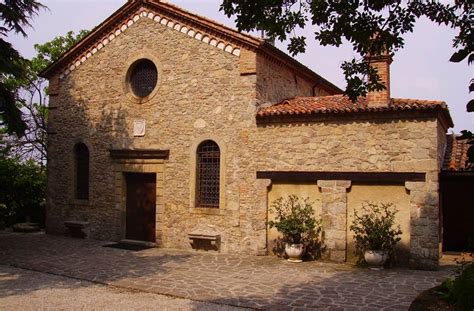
[441,176,474,252]
[125,173,156,242]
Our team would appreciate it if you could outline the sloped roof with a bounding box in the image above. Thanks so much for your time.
[256,95,453,127]
[443,135,473,172]
[39,0,340,93]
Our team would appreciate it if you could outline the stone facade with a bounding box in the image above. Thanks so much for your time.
[251,118,445,268]
[44,0,450,270]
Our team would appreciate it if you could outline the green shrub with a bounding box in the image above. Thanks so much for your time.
[0,157,46,226]
[268,195,322,244]
[439,262,474,310]
[0,203,8,229]
[350,201,402,257]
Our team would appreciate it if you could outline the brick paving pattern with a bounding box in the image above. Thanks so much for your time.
[0,232,453,310]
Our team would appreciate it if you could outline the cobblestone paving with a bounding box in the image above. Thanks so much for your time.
[0,232,454,310]
[0,265,248,311]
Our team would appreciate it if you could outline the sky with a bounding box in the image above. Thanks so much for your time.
[7,0,473,132]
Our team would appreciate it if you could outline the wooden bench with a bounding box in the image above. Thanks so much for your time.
[64,221,90,239]
[188,232,221,252]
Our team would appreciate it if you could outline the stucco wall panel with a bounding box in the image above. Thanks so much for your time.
[267,183,322,254]
[347,184,411,265]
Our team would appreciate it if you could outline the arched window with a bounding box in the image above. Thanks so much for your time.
[196,140,220,208]
[74,143,89,200]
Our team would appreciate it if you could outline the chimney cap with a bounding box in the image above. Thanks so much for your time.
[365,53,393,64]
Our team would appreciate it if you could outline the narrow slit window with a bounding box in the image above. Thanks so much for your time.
[196,140,220,208]
[74,143,89,200]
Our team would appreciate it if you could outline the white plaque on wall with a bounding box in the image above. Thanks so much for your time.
[133,119,146,137]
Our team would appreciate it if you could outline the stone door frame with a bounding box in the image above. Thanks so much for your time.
[113,159,165,246]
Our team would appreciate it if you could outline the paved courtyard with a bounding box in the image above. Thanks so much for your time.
[0,265,247,311]
[0,232,454,310]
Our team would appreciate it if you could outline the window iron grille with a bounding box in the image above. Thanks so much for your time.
[196,140,220,208]
[130,59,157,98]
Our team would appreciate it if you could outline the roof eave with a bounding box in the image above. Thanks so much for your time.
[40,0,264,79]
[39,0,342,94]
[436,106,454,129]
[40,0,139,79]
[256,106,451,125]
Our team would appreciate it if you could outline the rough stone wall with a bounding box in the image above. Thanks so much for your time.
[253,119,439,172]
[47,17,257,249]
[251,118,444,268]
[256,54,315,107]
[436,120,447,251]
[437,121,448,170]
[46,9,449,269]
[317,180,351,262]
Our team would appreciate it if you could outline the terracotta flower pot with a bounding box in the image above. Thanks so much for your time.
[285,243,304,262]
[364,250,388,270]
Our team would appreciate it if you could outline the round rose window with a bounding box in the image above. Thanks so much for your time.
[129,59,158,98]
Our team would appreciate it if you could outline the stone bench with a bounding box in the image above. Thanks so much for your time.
[64,221,90,239]
[188,232,221,252]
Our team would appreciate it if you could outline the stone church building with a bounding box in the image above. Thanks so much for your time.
[41,0,453,270]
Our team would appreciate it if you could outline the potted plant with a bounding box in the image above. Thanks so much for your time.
[268,195,322,262]
[350,201,402,270]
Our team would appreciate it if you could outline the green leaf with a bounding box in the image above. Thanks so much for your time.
[467,99,474,112]
[450,48,470,63]
[460,130,473,139]
[467,146,474,164]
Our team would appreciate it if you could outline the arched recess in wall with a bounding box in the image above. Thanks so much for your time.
[74,143,90,200]
[195,140,220,208]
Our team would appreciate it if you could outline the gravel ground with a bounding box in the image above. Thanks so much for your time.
[0,265,248,311]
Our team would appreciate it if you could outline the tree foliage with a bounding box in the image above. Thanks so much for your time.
[0,0,45,136]
[221,0,472,102]
[2,30,89,165]
[0,30,88,228]
[0,156,46,227]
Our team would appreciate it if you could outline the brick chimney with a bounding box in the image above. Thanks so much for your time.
[366,53,393,107]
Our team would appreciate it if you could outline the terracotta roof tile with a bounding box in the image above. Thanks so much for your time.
[443,135,473,171]
[257,95,453,126]
[258,95,444,116]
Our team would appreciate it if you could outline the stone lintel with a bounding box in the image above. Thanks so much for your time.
[317,180,351,189]
[109,149,170,160]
